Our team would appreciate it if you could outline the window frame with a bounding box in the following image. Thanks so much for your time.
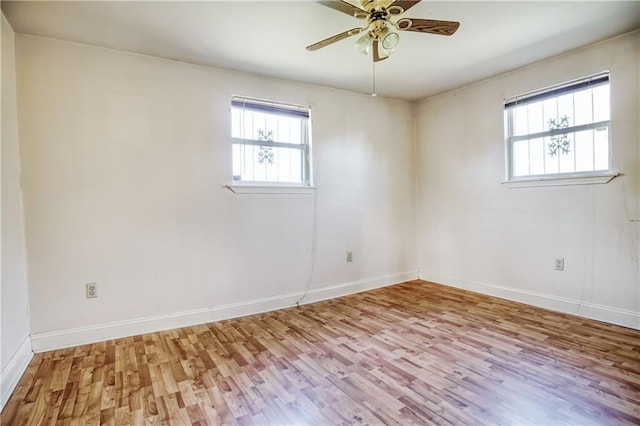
[230,96,312,188]
[503,72,614,185]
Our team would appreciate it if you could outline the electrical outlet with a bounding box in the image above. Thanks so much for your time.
[554,258,564,271]
[346,251,353,263]
[86,282,98,298]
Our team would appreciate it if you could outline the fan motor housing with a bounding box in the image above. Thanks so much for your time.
[370,10,388,22]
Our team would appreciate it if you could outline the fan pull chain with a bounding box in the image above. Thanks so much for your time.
[372,61,377,97]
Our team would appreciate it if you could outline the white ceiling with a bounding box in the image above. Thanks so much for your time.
[3,1,639,100]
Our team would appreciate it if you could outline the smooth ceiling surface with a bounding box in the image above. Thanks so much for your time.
[3,1,640,100]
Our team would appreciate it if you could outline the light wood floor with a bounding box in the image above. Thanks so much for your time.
[3,280,640,425]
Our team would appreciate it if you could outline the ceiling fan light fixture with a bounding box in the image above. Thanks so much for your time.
[380,27,399,51]
[355,32,374,54]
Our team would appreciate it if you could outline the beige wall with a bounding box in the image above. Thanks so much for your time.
[416,31,640,328]
[1,13,31,406]
[15,35,417,340]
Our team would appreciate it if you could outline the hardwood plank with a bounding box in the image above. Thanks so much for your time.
[3,280,640,425]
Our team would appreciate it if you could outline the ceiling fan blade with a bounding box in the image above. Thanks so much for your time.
[397,18,460,36]
[314,0,366,17]
[390,0,421,13]
[306,27,364,51]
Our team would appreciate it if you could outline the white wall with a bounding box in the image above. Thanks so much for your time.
[1,13,32,408]
[12,25,637,360]
[416,31,640,328]
[15,35,417,350]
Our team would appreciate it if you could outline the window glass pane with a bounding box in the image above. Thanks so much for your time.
[527,102,543,134]
[234,145,304,183]
[542,98,558,131]
[248,111,264,139]
[289,118,302,144]
[573,89,593,126]
[558,133,575,173]
[231,108,242,138]
[529,138,544,175]
[240,143,256,181]
[556,94,574,128]
[593,85,610,122]
[512,140,529,176]
[574,130,594,172]
[513,105,529,136]
[281,147,303,182]
[594,128,609,170]
[252,111,266,140]
[276,115,289,143]
[233,144,242,178]
[543,137,559,174]
[265,114,278,141]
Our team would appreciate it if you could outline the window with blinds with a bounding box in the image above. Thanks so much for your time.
[504,72,611,179]
[231,96,311,185]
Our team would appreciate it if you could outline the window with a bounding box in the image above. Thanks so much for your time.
[231,96,311,185]
[504,72,611,181]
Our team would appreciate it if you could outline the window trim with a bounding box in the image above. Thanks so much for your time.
[231,95,312,187]
[504,72,612,183]
[225,183,316,194]
[501,172,619,188]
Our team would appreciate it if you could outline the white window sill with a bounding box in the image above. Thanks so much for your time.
[502,172,620,188]
[225,184,315,194]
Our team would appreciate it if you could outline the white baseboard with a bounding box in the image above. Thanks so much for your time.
[301,270,418,305]
[421,272,640,330]
[1,337,33,411]
[31,270,419,353]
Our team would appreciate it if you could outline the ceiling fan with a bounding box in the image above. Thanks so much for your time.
[306,0,460,62]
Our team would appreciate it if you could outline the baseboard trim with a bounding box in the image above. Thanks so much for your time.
[421,272,640,330]
[1,337,33,411]
[301,270,419,305]
[31,270,419,353]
